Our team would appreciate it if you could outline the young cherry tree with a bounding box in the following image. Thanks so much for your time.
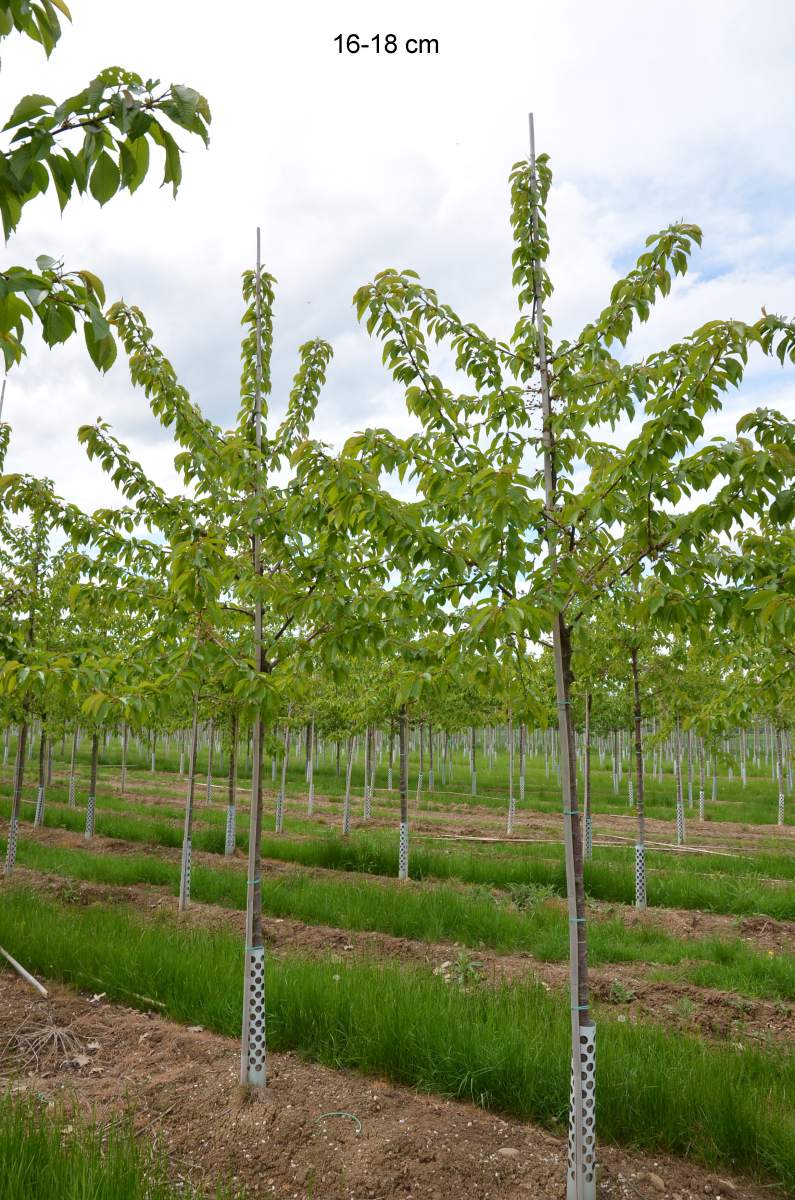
[17,262,401,1093]
[341,136,795,1199]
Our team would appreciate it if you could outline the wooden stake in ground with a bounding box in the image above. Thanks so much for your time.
[529,113,594,1200]
[241,228,267,1089]
[0,945,48,997]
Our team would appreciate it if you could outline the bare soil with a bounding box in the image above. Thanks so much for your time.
[0,972,776,1200]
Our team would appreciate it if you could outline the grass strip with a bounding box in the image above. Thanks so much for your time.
[4,795,795,920]
[0,1090,234,1199]
[6,837,795,1003]
[0,887,794,1193]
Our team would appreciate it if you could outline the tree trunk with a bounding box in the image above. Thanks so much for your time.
[68,724,79,807]
[225,711,238,857]
[179,703,199,908]
[206,718,214,804]
[507,710,515,835]
[428,722,434,791]
[387,718,395,791]
[34,719,47,827]
[342,733,355,836]
[307,717,316,816]
[120,721,128,796]
[674,718,685,845]
[275,721,291,834]
[363,723,372,819]
[776,727,785,826]
[583,694,592,862]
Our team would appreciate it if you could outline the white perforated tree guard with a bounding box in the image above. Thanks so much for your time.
[567,1024,596,1200]
[415,771,423,806]
[779,793,785,826]
[179,751,185,777]
[363,783,372,821]
[4,816,18,875]
[584,812,593,862]
[627,778,633,808]
[84,794,96,840]
[634,843,647,909]
[241,944,266,1086]
[471,769,477,796]
[68,773,76,807]
[179,838,192,909]
[342,792,350,836]
[698,788,705,821]
[225,806,236,857]
[398,820,409,880]
[507,794,516,836]
[34,786,44,827]
[387,766,393,791]
[676,800,685,846]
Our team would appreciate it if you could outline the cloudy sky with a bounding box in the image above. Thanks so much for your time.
[2,0,794,513]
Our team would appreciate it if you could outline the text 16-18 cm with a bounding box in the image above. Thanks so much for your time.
[334,34,439,55]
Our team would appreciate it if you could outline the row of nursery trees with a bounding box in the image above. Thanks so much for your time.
[1,10,794,1198]
[2,633,794,889]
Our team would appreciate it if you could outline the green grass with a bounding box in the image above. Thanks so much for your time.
[5,790,795,921]
[0,887,794,1193]
[6,836,795,1004]
[0,1091,235,1199]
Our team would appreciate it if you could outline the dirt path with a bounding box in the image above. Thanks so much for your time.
[0,972,775,1200]
[9,867,795,1051]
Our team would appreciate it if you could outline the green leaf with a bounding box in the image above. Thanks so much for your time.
[77,270,106,305]
[84,320,117,372]
[119,135,149,194]
[150,123,182,195]
[89,150,120,206]
[3,93,54,129]
[41,301,76,345]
